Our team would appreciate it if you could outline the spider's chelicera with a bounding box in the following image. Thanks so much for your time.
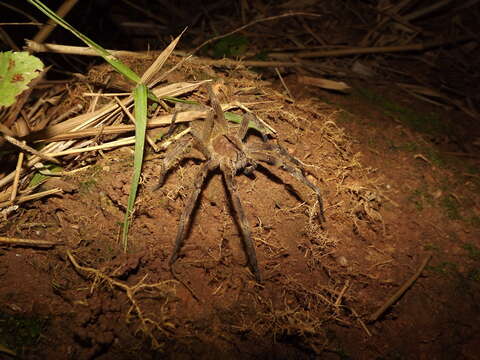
[156,84,325,282]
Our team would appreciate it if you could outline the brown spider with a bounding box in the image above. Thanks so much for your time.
[156,84,325,282]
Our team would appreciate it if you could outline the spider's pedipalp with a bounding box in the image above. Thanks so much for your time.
[169,159,216,265]
[221,161,262,282]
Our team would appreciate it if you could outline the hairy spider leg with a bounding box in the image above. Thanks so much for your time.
[207,84,228,133]
[237,111,251,141]
[169,159,215,265]
[248,145,325,223]
[221,161,262,282]
[154,136,193,189]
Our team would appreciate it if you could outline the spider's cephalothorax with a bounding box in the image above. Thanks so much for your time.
[156,84,325,282]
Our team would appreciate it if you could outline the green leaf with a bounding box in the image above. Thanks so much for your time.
[224,111,265,133]
[28,164,63,188]
[0,51,43,107]
[122,84,148,250]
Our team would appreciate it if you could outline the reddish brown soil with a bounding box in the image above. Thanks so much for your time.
[1,61,480,360]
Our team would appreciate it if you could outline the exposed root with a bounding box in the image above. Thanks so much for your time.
[67,250,177,348]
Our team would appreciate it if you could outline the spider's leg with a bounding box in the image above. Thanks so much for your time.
[241,112,270,142]
[270,145,325,221]
[279,161,325,223]
[165,110,179,138]
[154,136,193,190]
[207,84,228,132]
[170,160,215,265]
[237,112,252,141]
[220,161,262,282]
[272,143,306,168]
[200,108,215,144]
[249,149,325,223]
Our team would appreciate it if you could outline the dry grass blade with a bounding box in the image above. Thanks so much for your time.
[151,80,211,98]
[35,100,273,143]
[147,55,193,90]
[0,123,15,136]
[141,29,186,85]
[44,137,135,157]
[31,80,209,141]
[35,109,207,142]
[0,188,62,208]
[32,102,122,140]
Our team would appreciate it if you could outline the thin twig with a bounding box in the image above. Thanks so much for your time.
[83,92,131,97]
[274,68,294,101]
[4,135,61,165]
[335,280,349,307]
[0,236,59,247]
[369,254,432,322]
[26,40,150,58]
[292,36,474,58]
[0,1,41,25]
[404,0,454,21]
[0,22,42,26]
[350,306,372,337]
[26,41,335,69]
[32,0,79,44]
[10,149,25,202]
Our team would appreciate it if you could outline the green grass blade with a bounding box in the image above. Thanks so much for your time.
[122,84,148,251]
[26,0,141,85]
